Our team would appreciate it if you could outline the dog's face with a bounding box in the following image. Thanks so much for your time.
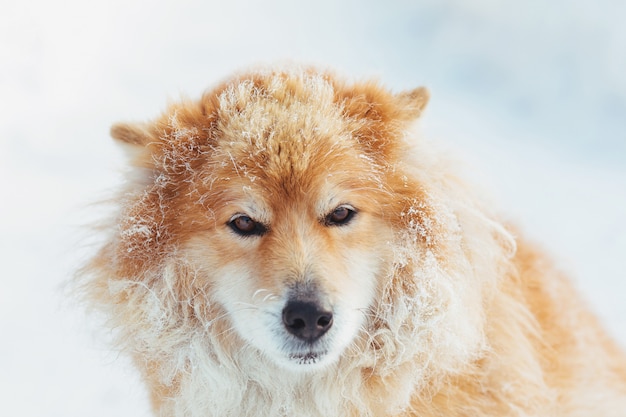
[110,71,429,371]
[189,152,390,370]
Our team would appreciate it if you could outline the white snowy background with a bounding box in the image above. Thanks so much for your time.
[1,0,625,415]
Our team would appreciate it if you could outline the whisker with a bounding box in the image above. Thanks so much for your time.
[252,288,280,303]
[233,301,261,309]
[252,288,271,300]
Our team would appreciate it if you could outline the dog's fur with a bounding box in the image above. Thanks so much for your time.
[80,67,626,416]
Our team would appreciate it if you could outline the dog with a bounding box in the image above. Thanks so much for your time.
[80,66,626,416]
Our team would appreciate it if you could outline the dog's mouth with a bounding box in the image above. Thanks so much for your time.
[288,350,328,365]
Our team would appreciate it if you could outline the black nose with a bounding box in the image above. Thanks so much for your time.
[282,301,333,342]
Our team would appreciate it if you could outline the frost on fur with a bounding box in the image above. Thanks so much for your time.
[78,67,626,417]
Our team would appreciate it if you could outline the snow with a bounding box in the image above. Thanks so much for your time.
[0,0,624,416]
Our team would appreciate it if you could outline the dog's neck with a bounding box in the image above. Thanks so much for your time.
[155,342,373,416]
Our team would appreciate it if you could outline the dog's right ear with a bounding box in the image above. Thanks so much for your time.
[110,122,154,147]
[110,122,157,168]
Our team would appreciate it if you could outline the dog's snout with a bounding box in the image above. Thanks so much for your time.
[282,301,333,342]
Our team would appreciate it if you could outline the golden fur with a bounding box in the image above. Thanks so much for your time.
[80,66,626,416]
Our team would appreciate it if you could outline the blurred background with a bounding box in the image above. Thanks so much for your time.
[1,0,624,415]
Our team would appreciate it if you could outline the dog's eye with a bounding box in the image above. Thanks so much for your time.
[228,214,267,237]
[325,205,356,226]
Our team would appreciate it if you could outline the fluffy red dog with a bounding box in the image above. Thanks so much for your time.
[81,67,626,416]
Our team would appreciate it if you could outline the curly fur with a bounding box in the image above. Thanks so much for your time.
[79,66,626,416]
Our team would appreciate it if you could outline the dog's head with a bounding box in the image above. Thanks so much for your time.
[104,69,430,371]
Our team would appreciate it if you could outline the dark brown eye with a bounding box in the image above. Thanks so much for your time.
[228,215,267,237]
[325,205,356,226]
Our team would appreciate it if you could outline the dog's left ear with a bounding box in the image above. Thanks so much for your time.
[337,82,430,124]
[395,86,430,120]
[335,82,430,159]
